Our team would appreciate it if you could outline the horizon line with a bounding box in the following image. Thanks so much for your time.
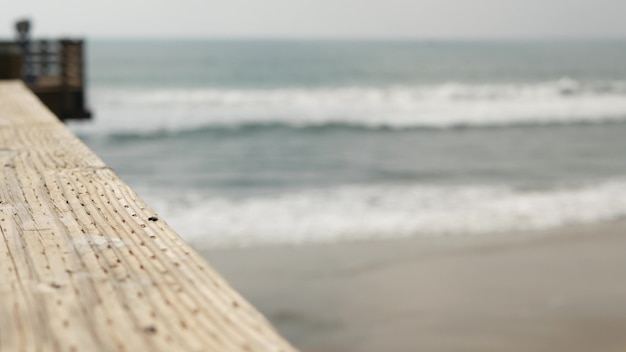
[82,35,626,42]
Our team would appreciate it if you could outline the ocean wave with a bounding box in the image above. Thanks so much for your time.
[95,79,626,104]
[76,119,626,144]
[69,79,626,136]
[137,180,626,249]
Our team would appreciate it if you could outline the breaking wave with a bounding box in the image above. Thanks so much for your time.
[137,180,626,249]
[70,79,626,136]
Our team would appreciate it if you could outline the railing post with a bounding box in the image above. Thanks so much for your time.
[0,42,23,79]
[60,40,74,117]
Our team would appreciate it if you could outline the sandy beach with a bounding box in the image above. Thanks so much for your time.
[200,219,626,352]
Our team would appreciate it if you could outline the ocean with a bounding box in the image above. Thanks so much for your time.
[69,39,626,249]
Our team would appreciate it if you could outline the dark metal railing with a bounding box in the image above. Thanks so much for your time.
[24,40,85,88]
[26,40,63,79]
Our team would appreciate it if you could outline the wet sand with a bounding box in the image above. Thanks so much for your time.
[199,219,626,352]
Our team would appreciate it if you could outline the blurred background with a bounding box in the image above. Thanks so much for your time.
[75,40,626,249]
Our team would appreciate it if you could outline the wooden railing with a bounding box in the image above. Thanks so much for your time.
[0,80,295,352]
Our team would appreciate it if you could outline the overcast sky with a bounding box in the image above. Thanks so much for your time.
[2,0,626,39]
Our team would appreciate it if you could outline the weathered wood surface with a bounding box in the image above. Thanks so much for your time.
[0,81,296,351]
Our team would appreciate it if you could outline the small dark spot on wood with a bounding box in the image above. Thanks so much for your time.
[148,216,158,222]
[144,326,157,334]
[50,282,62,289]
[232,300,239,308]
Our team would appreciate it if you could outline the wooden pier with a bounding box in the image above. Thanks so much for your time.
[25,39,92,121]
[0,81,295,351]
[0,20,91,121]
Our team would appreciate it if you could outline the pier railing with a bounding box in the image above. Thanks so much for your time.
[0,39,91,120]
[0,80,295,351]
[23,40,84,88]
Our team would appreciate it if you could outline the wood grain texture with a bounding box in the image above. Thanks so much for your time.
[0,81,296,352]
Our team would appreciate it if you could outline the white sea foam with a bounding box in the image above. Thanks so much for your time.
[70,79,626,135]
[138,180,626,249]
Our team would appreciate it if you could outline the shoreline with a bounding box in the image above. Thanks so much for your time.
[200,219,626,351]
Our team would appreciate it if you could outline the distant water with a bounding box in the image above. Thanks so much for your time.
[69,40,626,248]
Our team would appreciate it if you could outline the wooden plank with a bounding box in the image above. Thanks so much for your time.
[0,81,296,352]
